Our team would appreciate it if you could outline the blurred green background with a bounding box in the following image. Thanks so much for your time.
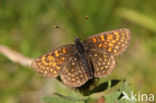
[0,0,156,103]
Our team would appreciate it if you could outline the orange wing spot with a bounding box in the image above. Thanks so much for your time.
[48,55,54,60]
[58,57,65,64]
[53,70,57,74]
[80,74,83,77]
[118,42,121,45]
[37,62,41,66]
[52,62,56,67]
[116,37,120,40]
[98,43,102,47]
[62,48,66,53]
[104,59,107,62]
[121,44,125,47]
[107,34,113,40]
[104,42,107,44]
[104,55,107,58]
[109,43,113,47]
[122,36,125,40]
[107,61,110,65]
[41,56,46,61]
[103,45,107,48]
[105,66,108,68]
[44,71,48,74]
[56,66,60,70]
[68,77,71,80]
[42,60,48,65]
[92,38,97,43]
[61,57,65,61]
[120,39,124,42]
[39,65,43,68]
[71,68,74,72]
[114,32,119,35]
[40,70,43,73]
[68,72,71,76]
[44,62,49,66]
[42,60,45,64]
[55,51,59,57]
[100,35,104,41]
[114,32,120,40]
[72,78,75,81]
[42,66,45,69]
[122,33,125,36]
[116,35,120,38]
[98,58,102,61]
[48,62,53,66]
[115,46,119,49]
[72,62,75,65]
[108,47,112,51]
[125,41,128,44]
[114,50,117,53]
[112,40,116,43]
[94,53,97,57]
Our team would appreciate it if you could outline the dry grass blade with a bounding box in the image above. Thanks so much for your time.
[0,45,33,67]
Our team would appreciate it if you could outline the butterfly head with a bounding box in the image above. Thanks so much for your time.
[74,37,81,44]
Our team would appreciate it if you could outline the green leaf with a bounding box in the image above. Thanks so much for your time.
[120,80,132,97]
[88,79,120,95]
[118,80,136,103]
[105,91,121,103]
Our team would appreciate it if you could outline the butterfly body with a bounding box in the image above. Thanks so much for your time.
[75,38,93,79]
[32,28,131,87]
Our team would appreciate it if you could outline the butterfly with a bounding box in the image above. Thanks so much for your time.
[31,28,131,88]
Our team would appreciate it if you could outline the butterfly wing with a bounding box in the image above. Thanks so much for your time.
[83,28,131,77]
[83,28,131,56]
[60,54,89,87]
[89,50,116,77]
[31,44,75,78]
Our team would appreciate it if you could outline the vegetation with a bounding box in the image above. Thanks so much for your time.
[0,0,155,103]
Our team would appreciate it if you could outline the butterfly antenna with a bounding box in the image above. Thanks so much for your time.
[76,15,89,39]
[54,16,89,40]
[81,15,89,24]
[53,24,75,39]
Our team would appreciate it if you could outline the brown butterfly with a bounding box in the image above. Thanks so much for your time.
[31,28,131,88]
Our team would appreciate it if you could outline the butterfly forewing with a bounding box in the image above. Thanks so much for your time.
[60,54,89,87]
[83,28,131,56]
[89,50,116,77]
[31,44,75,78]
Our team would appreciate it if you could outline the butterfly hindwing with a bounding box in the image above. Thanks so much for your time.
[60,54,89,87]
[89,50,116,78]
